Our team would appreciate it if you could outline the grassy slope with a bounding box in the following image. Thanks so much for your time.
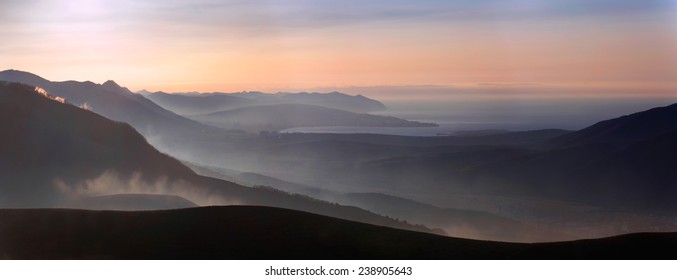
[0,206,675,260]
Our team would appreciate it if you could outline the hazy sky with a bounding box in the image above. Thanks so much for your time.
[1,0,676,95]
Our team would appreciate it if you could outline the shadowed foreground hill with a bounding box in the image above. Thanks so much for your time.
[0,206,675,260]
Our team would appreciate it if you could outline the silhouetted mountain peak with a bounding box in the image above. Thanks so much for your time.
[101,79,131,94]
[102,80,120,87]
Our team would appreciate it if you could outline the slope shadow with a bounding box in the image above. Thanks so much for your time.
[0,206,675,260]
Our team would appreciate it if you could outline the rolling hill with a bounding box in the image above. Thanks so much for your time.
[194,168,544,242]
[0,206,674,259]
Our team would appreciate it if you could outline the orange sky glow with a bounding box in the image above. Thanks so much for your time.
[1,0,676,99]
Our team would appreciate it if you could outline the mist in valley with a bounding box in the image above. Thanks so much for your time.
[138,86,677,242]
[2,0,677,260]
[3,73,677,244]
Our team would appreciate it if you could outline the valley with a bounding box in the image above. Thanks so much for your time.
[1,71,677,258]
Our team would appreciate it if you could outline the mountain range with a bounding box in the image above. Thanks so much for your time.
[0,82,194,207]
[0,70,216,138]
[0,70,435,155]
[0,81,434,234]
[141,90,387,115]
[141,90,429,132]
[227,101,677,213]
[188,166,548,242]
[2,69,677,257]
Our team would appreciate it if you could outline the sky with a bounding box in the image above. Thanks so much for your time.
[1,0,677,97]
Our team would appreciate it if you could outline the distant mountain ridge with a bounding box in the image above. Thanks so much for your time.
[139,91,255,115]
[0,70,223,138]
[187,103,437,132]
[142,90,387,115]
